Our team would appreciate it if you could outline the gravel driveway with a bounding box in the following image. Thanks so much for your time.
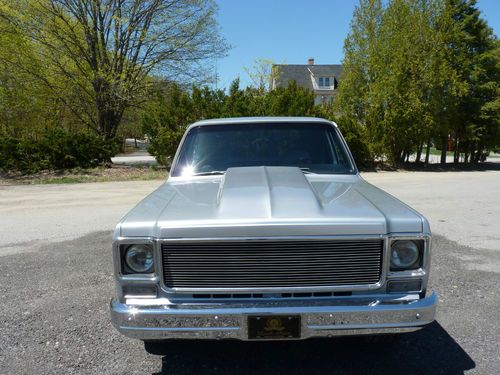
[1,171,499,374]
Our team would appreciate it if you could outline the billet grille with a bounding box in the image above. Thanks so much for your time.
[161,239,384,289]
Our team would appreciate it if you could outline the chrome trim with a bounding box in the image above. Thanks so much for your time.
[157,235,388,294]
[386,234,431,292]
[113,238,160,301]
[113,233,431,298]
[113,238,158,282]
[110,291,437,341]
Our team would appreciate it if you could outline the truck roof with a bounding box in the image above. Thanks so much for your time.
[188,117,337,130]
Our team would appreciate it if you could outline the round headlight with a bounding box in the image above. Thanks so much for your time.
[124,244,154,273]
[391,241,420,269]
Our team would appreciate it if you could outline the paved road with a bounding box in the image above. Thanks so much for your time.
[1,171,499,374]
[0,181,163,256]
[363,170,500,253]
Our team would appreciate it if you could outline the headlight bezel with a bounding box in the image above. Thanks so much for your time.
[121,243,155,275]
[388,237,427,273]
[386,236,430,296]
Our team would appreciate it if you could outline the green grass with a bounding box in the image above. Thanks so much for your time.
[427,148,500,160]
[0,166,167,185]
[428,147,454,156]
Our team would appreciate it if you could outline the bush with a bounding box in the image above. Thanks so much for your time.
[146,128,184,166]
[333,115,373,168]
[312,106,373,168]
[0,129,120,173]
[141,82,375,168]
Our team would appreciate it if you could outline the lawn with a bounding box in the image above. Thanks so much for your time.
[0,165,167,185]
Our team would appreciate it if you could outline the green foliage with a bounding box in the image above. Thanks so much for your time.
[266,81,315,116]
[335,116,373,168]
[146,128,185,167]
[335,0,499,165]
[311,105,373,167]
[142,80,318,165]
[243,58,276,94]
[0,0,228,172]
[1,0,498,171]
[1,0,228,141]
[142,83,224,165]
[443,0,500,162]
[0,129,119,173]
[0,4,52,138]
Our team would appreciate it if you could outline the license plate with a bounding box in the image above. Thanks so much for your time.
[248,315,301,339]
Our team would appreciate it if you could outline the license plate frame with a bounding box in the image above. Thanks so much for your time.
[248,315,301,340]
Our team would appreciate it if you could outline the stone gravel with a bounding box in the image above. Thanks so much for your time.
[1,172,500,374]
[0,232,498,374]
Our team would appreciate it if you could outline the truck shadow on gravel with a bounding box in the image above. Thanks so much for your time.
[150,321,474,374]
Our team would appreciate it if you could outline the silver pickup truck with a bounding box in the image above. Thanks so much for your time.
[110,117,436,345]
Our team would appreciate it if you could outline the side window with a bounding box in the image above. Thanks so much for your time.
[319,77,324,86]
[324,77,330,86]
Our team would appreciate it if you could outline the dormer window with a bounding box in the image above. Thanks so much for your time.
[318,77,331,87]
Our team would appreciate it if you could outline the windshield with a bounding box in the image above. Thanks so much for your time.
[171,122,356,177]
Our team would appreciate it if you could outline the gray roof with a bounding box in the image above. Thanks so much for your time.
[273,64,343,90]
[189,117,337,129]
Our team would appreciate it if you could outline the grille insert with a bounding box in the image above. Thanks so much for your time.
[190,291,353,299]
[161,239,384,289]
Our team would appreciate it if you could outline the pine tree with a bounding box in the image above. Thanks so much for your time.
[445,0,499,163]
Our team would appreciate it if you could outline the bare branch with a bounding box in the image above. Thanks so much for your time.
[4,0,228,138]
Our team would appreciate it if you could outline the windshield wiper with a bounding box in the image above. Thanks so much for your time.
[191,171,226,176]
[192,169,313,176]
[300,167,316,174]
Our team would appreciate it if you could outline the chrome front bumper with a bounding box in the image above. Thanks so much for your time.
[110,292,437,341]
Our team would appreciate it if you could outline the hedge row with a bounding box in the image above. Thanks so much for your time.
[0,129,120,173]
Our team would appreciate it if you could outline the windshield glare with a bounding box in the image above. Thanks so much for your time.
[171,122,356,177]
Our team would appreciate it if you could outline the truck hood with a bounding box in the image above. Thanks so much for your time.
[118,166,424,238]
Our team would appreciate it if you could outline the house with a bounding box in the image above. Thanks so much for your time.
[271,58,342,105]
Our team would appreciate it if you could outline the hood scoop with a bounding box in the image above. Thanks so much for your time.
[217,166,322,219]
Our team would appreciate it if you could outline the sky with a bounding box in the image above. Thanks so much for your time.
[214,0,500,90]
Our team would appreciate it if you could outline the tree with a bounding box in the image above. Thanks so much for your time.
[223,78,249,117]
[444,0,499,163]
[243,58,280,95]
[334,0,478,165]
[143,80,317,165]
[372,0,466,164]
[266,81,315,116]
[2,0,228,140]
[333,0,385,157]
[334,0,383,124]
[0,4,49,138]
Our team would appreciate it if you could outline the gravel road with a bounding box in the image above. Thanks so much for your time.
[1,171,499,374]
